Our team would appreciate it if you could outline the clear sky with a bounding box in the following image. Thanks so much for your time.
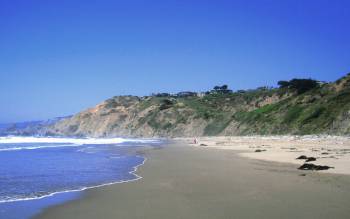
[0,0,349,123]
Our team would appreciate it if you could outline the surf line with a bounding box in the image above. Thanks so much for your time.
[0,155,147,203]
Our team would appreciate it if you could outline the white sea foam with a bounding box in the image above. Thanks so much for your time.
[0,136,160,145]
[0,155,147,203]
[0,143,81,151]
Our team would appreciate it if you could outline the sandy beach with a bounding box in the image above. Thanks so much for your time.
[35,140,350,219]
[183,136,350,175]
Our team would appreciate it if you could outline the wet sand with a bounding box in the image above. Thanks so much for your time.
[35,142,350,219]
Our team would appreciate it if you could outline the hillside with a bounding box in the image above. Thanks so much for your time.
[45,74,350,137]
[0,117,71,136]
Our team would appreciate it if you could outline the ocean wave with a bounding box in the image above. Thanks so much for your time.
[0,156,146,204]
[0,136,160,145]
[0,143,81,151]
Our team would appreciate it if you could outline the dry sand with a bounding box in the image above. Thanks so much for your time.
[35,141,350,219]
[182,135,350,175]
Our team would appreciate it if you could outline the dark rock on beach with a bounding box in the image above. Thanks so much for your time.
[305,157,317,162]
[298,163,333,171]
[296,155,316,162]
[255,149,266,152]
[296,155,308,160]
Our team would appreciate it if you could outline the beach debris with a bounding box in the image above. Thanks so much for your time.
[200,144,208,146]
[296,155,308,160]
[305,157,317,162]
[255,149,266,152]
[321,152,329,155]
[299,173,307,176]
[298,163,333,171]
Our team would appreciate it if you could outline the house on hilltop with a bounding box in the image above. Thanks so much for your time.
[176,91,197,97]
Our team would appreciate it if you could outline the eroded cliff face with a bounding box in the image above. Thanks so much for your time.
[45,91,289,137]
[47,96,207,137]
[46,74,350,137]
[50,96,141,137]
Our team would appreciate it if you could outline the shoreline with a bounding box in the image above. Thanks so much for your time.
[0,136,161,204]
[0,141,155,219]
[35,140,350,219]
[0,155,147,204]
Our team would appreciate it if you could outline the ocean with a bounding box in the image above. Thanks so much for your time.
[0,136,161,219]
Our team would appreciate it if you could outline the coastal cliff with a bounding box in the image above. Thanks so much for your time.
[44,73,350,137]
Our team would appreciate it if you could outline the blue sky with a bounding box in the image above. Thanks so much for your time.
[0,0,349,123]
